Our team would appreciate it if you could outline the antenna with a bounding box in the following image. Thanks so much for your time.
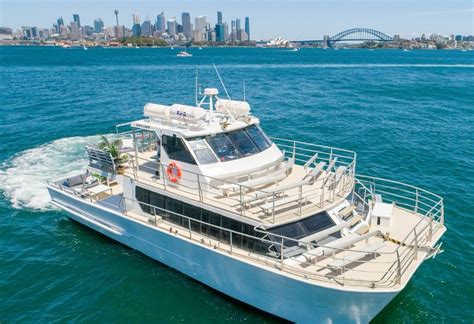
[213,63,231,100]
[195,68,199,106]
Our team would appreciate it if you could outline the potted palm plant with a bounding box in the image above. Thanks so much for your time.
[98,135,129,174]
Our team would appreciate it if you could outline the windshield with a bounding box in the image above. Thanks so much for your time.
[187,138,218,165]
[206,133,242,162]
[228,128,259,156]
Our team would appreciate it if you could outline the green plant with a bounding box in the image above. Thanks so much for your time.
[98,135,128,164]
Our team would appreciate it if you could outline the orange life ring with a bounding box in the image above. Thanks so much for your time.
[166,161,182,183]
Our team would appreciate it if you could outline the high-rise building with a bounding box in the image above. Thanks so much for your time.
[56,17,64,33]
[167,18,177,35]
[141,20,152,36]
[94,18,104,33]
[236,19,241,41]
[215,24,225,42]
[156,12,166,33]
[217,11,223,25]
[132,14,141,36]
[223,22,229,40]
[194,16,206,31]
[70,21,80,39]
[182,12,192,39]
[244,17,250,41]
[73,14,80,28]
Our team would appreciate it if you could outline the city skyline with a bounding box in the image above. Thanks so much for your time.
[1,0,473,40]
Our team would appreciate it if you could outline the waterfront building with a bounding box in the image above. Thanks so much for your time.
[156,12,166,33]
[0,27,13,40]
[217,11,223,25]
[56,17,64,33]
[70,21,80,39]
[141,20,153,37]
[193,29,203,42]
[245,17,250,41]
[215,24,225,42]
[94,19,104,34]
[236,19,241,41]
[223,22,229,41]
[132,14,141,37]
[195,16,206,31]
[182,12,192,40]
[73,14,81,28]
[167,18,177,36]
[83,25,94,37]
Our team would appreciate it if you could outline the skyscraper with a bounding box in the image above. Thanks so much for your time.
[70,21,80,39]
[141,20,152,36]
[167,18,177,35]
[73,14,80,28]
[156,12,166,33]
[56,17,64,33]
[215,24,224,42]
[245,17,250,41]
[94,18,104,33]
[217,11,223,25]
[132,14,141,36]
[182,12,192,39]
[195,16,206,31]
[236,19,241,41]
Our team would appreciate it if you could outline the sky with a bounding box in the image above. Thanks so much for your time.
[0,0,473,40]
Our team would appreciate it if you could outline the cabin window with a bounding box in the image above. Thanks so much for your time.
[162,135,197,165]
[245,124,272,151]
[187,138,218,165]
[206,133,242,162]
[135,186,270,254]
[228,129,260,156]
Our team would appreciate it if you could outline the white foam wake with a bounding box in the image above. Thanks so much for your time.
[0,135,102,210]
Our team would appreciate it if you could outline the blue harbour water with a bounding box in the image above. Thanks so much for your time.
[0,46,473,322]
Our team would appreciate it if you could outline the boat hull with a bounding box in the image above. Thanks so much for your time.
[48,187,398,323]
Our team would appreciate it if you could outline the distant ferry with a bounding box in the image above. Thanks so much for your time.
[177,51,192,57]
[48,85,446,322]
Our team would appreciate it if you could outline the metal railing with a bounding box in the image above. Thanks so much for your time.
[354,175,445,283]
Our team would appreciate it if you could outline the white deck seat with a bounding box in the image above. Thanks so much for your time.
[327,241,386,269]
[260,194,305,215]
[304,161,326,180]
[302,230,380,263]
[303,153,318,170]
[338,205,356,220]
[220,159,294,196]
[242,178,311,206]
[299,214,362,244]
[325,157,337,174]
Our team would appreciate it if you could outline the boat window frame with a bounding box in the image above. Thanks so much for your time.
[162,134,197,165]
[186,136,220,165]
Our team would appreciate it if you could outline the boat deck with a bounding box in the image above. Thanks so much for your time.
[122,150,354,226]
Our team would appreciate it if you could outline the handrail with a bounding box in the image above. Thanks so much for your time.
[49,180,405,288]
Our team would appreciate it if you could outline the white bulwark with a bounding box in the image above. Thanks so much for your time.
[48,87,446,323]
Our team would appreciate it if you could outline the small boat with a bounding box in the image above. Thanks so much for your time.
[62,44,71,49]
[177,51,192,57]
[199,46,203,50]
[291,47,299,52]
[83,45,88,50]
[136,45,140,49]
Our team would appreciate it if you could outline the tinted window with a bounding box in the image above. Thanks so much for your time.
[162,135,196,165]
[206,133,242,162]
[187,138,218,165]
[228,129,259,156]
[246,124,271,151]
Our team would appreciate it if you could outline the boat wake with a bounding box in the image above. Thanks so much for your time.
[0,136,101,210]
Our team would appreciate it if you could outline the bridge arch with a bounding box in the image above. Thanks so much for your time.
[329,28,393,43]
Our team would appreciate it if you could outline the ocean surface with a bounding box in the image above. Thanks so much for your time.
[0,46,473,323]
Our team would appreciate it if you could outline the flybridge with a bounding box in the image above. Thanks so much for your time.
[143,88,252,126]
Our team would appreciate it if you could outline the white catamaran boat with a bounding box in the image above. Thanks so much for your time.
[47,86,446,323]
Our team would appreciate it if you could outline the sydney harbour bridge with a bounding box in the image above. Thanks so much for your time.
[296,28,394,47]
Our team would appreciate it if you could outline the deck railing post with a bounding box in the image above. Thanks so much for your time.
[188,218,192,239]
[428,217,433,242]
[292,141,296,160]
[413,228,418,261]
[230,231,233,254]
[161,163,167,190]
[396,249,402,284]
[197,174,203,202]
[298,185,303,216]
[281,237,284,270]
[240,185,244,215]
[415,188,419,214]
[272,192,276,224]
